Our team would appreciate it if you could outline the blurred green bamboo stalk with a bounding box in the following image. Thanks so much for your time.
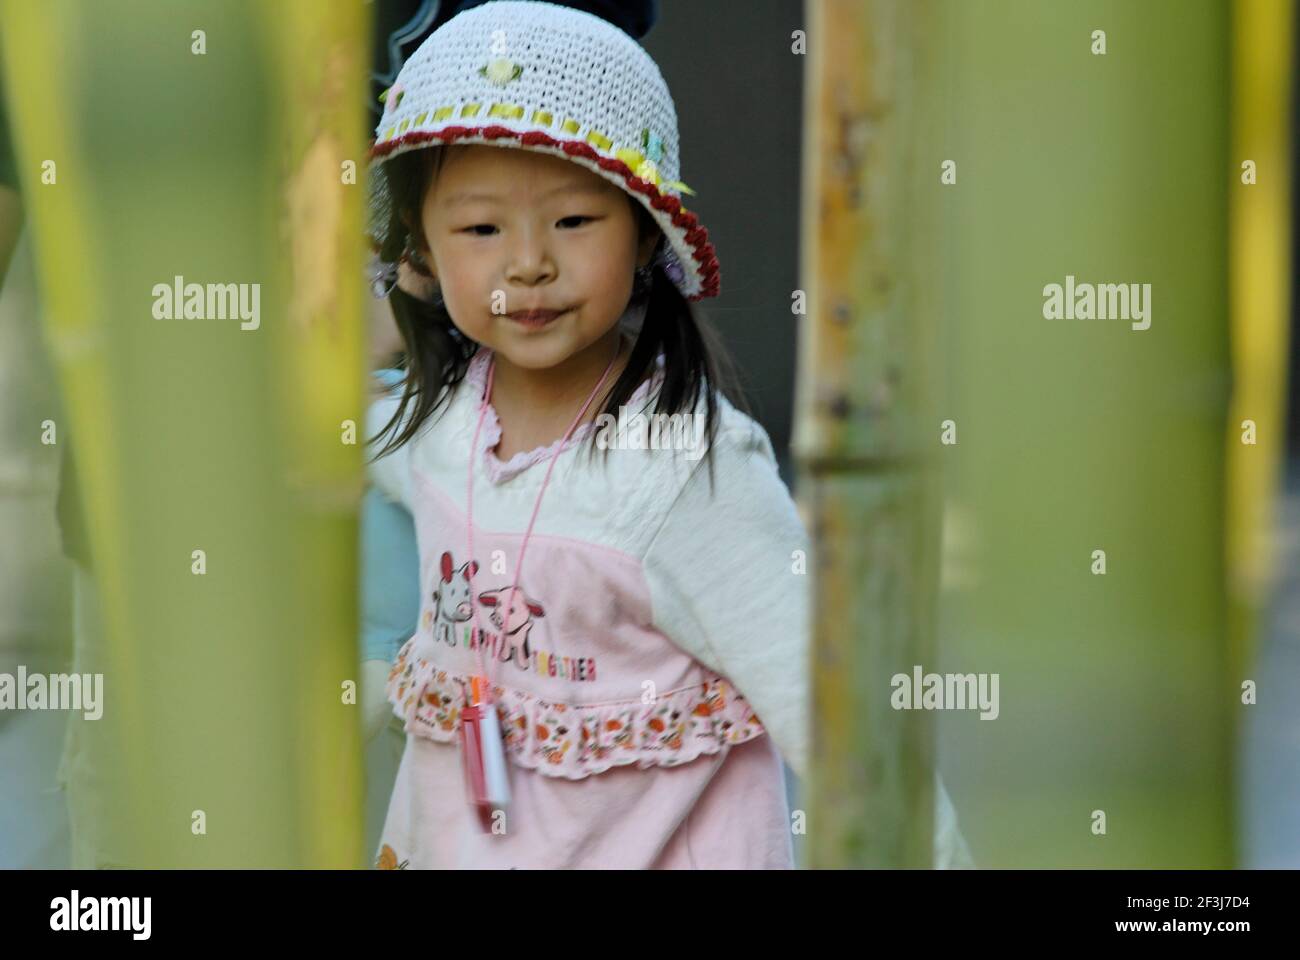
[799,0,1239,867]
[1,0,370,866]
[1225,0,1294,745]
[798,0,942,868]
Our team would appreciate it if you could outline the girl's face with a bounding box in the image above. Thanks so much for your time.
[417,144,658,371]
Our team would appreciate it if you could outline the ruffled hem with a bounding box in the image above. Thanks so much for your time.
[386,639,767,781]
[465,344,666,485]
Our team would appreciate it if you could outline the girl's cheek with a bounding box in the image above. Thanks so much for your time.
[442,290,496,337]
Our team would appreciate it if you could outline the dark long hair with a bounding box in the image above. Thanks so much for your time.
[368,145,749,492]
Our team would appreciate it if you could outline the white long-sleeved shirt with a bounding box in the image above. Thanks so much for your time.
[366,343,971,868]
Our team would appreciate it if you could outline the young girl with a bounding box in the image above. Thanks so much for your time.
[364,0,969,869]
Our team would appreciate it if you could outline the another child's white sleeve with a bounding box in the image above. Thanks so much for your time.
[365,387,414,510]
[641,424,811,781]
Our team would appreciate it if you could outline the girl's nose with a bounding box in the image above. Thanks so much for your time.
[505,229,557,288]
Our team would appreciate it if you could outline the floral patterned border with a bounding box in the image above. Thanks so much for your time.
[387,638,765,781]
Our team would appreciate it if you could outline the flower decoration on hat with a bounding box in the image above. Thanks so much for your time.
[657,244,687,286]
[480,57,523,86]
[380,84,405,115]
[641,127,664,164]
[613,130,696,198]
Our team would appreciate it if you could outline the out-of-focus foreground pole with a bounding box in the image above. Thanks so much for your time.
[797,0,944,867]
[1226,2,1294,733]
[0,0,369,866]
[935,0,1229,869]
[800,0,1238,867]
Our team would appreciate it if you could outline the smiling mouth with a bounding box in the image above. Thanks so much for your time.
[508,308,568,327]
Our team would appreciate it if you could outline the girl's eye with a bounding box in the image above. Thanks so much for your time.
[557,216,595,229]
[461,224,498,237]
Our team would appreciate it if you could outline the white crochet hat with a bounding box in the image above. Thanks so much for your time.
[366,0,720,301]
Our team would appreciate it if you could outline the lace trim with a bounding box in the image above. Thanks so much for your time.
[465,346,665,484]
[386,638,766,780]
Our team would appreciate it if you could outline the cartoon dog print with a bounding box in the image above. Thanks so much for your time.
[476,586,546,668]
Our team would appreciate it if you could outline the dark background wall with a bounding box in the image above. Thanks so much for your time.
[645,1,805,481]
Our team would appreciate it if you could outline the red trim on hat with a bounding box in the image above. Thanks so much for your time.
[370,126,721,300]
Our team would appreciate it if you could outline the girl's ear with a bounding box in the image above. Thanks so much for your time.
[396,259,440,302]
[399,217,437,281]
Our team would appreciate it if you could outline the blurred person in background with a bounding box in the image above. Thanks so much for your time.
[0,45,74,868]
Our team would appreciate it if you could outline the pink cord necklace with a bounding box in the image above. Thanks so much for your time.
[459,338,622,830]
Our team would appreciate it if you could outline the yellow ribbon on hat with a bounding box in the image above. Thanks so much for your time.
[614,147,696,197]
[380,99,697,203]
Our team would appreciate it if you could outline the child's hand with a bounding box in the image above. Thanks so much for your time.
[361,659,396,743]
